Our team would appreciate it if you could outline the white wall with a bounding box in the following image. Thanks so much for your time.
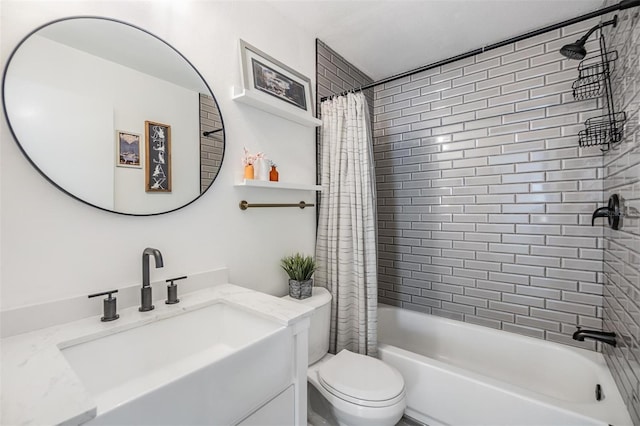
[1,1,318,310]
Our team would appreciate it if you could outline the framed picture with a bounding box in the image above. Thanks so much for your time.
[116,130,141,168]
[239,39,314,115]
[145,120,171,192]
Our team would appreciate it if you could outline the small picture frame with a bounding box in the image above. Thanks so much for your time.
[145,120,171,192]
[239,39,314,115]
[116,130,141,168]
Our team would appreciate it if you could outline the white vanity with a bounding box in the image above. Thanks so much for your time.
[1,281,312,425]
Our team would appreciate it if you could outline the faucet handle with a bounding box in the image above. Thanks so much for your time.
[592,194,622,229]
[165,276,187,305]
[88,289,120,322]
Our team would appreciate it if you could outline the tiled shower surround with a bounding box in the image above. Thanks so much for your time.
[601,3,640,423]
[316,7,640,422]
[372,17,608,351]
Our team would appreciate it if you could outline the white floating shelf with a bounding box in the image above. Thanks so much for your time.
[232,86,322,127]
[235,179,322,191]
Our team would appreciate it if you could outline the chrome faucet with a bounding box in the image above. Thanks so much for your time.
[572,327,617,347]
[140,247,164,312]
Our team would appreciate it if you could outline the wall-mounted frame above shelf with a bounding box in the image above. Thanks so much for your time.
[235,179,321,191]
[233,39,321,128]
[232,86,322,127]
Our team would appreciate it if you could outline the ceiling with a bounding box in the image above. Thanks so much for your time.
[266,0,604,81]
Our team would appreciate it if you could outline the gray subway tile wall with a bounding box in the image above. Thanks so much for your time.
[373,17,605,352]
[601,3,640,423]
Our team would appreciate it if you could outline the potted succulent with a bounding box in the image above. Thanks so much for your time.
[281,253,317,299]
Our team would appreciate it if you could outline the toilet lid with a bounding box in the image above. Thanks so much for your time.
[318,350,405,406]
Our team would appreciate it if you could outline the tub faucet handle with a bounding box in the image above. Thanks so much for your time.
[592,194,621,229]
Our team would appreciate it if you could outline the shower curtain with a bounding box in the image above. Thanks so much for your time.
[315,92,378,357]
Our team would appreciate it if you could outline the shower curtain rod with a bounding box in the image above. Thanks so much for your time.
[319,0,640,102]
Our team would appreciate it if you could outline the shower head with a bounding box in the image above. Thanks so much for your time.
[559,40,588,60]
[559,15,618,60]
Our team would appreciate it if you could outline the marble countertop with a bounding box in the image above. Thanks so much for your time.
[1,283,313,426]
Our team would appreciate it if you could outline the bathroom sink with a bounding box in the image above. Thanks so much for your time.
[61,301,293,425]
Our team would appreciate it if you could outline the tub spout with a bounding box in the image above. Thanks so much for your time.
[572,327,617,347]
[591,206,611,226]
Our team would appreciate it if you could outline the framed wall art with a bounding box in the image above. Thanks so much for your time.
[116,130,141,168]
[145,120,171,192]
[238,39,315,119]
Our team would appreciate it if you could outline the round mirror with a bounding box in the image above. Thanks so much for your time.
[2,17,225,216]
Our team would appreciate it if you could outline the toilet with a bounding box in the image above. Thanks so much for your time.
[284,287,406,426]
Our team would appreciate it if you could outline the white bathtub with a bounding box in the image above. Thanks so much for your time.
[377,305,631,426]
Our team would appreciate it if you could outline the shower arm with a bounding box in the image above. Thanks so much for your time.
[576,17,618,46]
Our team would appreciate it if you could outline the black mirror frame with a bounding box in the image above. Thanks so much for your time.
[1,15,226,216]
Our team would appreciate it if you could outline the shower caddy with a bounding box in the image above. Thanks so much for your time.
[571,29,626,151]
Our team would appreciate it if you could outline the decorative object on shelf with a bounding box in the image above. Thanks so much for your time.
[281,253,317,300]
[237,39,316,123]
[145,120,171,192]
[564,16,626,152]
[244,164,254,180]
[270,163,279,182]
[242,147,258,180]
[116,130,142,168]
[254,153,270,181]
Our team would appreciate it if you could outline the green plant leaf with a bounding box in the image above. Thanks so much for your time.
[280,253,317,281]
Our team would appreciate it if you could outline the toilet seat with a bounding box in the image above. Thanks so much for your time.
[318,350,405,408]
